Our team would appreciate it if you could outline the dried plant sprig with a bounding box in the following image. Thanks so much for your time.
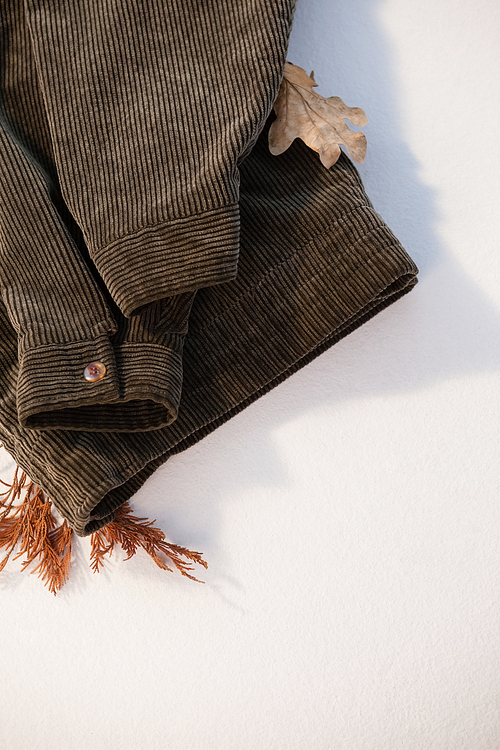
[0,465,73,594]
[90,502,207,583]
[0,463,208,592]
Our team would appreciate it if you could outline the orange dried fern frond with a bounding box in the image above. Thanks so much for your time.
[1,461,207,592]
[0,465,73,594]
[90,502,207,583]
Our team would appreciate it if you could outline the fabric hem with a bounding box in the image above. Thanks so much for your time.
[92,203,241,317]
[19,339,184,433]
[61,216,418,535]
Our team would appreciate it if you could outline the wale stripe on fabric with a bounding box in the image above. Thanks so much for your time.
[0,0,417,539]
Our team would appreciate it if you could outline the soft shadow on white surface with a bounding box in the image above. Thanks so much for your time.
[128,0,500,581]
[1,0,498,596]
[1,2,500,750]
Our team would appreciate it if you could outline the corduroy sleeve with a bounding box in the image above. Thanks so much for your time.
[0,0,419,538]
[0,110,418,537]
[23,0,299,317]
[0,112,198,431]
[0,1,197,431]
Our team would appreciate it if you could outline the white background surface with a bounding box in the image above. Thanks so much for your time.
[1,1,499,748]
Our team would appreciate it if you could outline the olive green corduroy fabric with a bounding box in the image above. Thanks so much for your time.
[0,0,418,536]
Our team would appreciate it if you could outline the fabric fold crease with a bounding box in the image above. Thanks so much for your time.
[0,0,419,540]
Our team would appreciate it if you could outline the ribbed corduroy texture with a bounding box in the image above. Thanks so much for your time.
[0,0,418,536]
[23,0,296,315]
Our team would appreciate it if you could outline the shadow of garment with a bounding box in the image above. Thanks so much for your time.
[99,0,500,596]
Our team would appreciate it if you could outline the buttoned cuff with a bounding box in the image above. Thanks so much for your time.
[17,332,184,431]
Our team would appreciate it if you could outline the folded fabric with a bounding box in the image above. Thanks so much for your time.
[0,0,418,543]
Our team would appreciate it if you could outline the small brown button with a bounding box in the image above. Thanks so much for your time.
[84,361,106,382]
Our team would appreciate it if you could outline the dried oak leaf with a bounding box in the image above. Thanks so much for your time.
[268,61,368,168]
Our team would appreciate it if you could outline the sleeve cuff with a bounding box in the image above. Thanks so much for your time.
[17,332,184,431]
[91,203,240,317]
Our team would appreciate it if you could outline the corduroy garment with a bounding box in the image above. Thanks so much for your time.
[0,0,418,536]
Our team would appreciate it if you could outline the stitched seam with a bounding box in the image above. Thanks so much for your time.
[187,242,413,397]
[191,204,384,335]
[97,202,239,252]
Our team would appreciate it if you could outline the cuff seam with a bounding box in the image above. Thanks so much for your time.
[17,332,120,428]
[92,203,240,318]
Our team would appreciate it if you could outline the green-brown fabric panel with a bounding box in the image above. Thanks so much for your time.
[24,0,298,315]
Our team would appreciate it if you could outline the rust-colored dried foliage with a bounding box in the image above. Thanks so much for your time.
[0,462,207,593]
[0,466,72,595]
[89,501,208,582]
[269,61,368,168]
